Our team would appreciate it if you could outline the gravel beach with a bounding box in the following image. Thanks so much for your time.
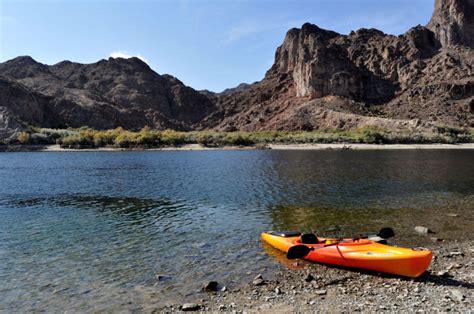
[161,240,473,312]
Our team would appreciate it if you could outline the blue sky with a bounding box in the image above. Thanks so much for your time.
[1,0,434,92]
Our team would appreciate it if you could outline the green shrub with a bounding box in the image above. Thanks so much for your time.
[9,124,474,149]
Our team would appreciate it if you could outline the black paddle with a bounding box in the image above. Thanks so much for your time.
[287,227,395,260]
[371,227,395,240]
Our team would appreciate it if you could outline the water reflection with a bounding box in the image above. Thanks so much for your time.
[268,203,474,246]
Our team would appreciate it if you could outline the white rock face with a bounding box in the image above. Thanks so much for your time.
[0,108,20,143]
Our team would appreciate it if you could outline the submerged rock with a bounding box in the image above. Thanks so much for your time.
[155,274,172,282]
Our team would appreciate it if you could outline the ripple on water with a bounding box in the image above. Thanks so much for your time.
[0,150,473,310]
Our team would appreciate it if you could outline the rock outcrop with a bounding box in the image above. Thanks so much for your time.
[0,0,472,140]
[0,76,53,140]
[428,0,474,48]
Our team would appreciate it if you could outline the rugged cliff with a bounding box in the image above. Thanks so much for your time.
[0,0,472,140]
[204,0,473,131]
[428,0,474,48]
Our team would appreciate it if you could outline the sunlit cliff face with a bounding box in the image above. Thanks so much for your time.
[428,0,474,48]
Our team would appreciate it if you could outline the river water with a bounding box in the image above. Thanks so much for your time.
[0,150,473,310]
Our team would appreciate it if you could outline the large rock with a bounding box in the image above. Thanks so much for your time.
[427,0,474,48]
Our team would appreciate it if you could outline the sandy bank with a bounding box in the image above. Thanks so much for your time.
[2,143,473,152]
[267,143,474,150]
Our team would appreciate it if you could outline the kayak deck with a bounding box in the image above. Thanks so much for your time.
[261,231,432,278]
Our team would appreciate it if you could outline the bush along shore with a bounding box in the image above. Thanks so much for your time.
[3,125,474,149]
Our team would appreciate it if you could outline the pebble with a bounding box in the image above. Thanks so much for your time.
[258,303,272,310]
[451,290,465,302]
[304,274,314,282]
[181,303,200,311]
[446,213,459,217]
[252,278,265,286]
[414,226,432,234]
[315,289,327,295]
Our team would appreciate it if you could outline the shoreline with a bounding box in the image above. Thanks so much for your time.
[161,239,473,312]
[1,143,474,152]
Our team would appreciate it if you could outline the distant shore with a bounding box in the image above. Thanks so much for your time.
[2,143,474,152]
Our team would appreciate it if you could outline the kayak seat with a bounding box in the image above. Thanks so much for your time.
[268,231,302,237]
[301,233,319,244]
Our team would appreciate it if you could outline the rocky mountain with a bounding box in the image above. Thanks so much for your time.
[202,0,473,131]
[0,56,215,134]
[0,0,472,140]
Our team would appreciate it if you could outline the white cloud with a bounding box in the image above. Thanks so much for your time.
[109,51,148,64]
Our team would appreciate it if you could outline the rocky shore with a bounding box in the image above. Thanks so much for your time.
[161,240,473,312]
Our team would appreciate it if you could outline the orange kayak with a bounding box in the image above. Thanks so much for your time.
[261,231,432,278]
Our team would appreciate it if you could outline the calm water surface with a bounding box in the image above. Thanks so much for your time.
[0,150,473,310]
